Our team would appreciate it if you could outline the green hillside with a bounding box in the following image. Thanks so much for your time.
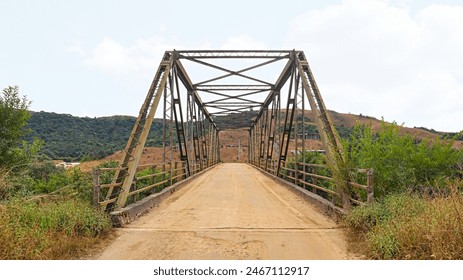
[24,110,350,161]
[25,111,164,161]
[25,110,458,162]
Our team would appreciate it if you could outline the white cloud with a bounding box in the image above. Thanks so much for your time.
[286,0,463,132]
[64,36,186,118]
[83,36,180,80]
[73,35,267,84]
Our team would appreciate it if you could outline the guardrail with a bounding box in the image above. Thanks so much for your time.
[282,160,374,206]
[92,159,216,211]
[251,158,374,207]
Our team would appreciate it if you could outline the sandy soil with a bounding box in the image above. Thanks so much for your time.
[94,163,353,260]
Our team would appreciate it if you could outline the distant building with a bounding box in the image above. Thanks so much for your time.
[56,162,80,169]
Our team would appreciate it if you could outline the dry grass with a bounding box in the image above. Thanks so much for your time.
[346,181,463,259]
[0,198,112,259]
[0,169,13,200]
[395,193,463,259]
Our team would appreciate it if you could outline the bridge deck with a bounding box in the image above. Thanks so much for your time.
[96,163,352,259]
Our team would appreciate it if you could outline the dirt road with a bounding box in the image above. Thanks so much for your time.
[96,163,353,259]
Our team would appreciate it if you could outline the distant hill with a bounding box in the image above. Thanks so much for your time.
[328,110,462,142]
[24,110,461,161]
[213,110,258,130]
[25,111,164,161]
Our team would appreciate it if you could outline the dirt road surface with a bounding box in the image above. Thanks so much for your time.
[95,163,353,259]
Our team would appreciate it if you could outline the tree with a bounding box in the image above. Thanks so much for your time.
[0,86,38,167]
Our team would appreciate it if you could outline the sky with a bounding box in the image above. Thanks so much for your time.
[1,0,462,132]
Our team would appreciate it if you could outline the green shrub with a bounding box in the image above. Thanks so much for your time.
[367,225,400,259]
[0,198,111,259]
[346,202,387,231]
[6,160,93,201]
[347,194,426,230]
[345,122,463,198]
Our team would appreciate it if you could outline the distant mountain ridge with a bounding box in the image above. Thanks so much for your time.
[25,111,164,161]
[25,110,461,161]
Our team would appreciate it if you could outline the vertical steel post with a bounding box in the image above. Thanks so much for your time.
[278,59,297,176]
[171,64,190,175]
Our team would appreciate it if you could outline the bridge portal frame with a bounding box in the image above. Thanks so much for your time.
[101,50,351,212]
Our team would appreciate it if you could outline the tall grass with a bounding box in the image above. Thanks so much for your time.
[0,198,111,259]
[346,181,463,259]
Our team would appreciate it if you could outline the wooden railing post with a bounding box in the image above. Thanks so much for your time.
[174,162,179,183]
[302,162,306,189]
[294,162,299,185]
[162,163,166,187]
[129,177,137,205]
[312,166,318,193]
[151,164,157,194]
[169,162,173,186]
[181,161,186,179]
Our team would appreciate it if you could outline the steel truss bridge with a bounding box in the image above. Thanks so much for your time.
[93,50,374,214]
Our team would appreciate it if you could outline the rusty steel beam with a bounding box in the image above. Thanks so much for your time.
[178,50,291,59]
[193,56,286,86]
[104,52,173,211]
[200,91,267,105]
[253,59,293,125]
[295,51,349,208]
[195,85,272,91]
[205,102,263,106]
[185,57,273,86]
[276,63,297,175]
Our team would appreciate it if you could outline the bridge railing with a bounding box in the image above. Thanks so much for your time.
[254,158,279,175]
[92,161,187,210]
[189,158,217,175]
[250,158,374,207]
[279,160,374,206]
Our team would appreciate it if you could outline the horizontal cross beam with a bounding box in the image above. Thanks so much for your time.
[178,50,292,59]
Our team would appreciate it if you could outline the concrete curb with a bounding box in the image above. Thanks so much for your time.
[250,164,347,221]
[110,163,221,227]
